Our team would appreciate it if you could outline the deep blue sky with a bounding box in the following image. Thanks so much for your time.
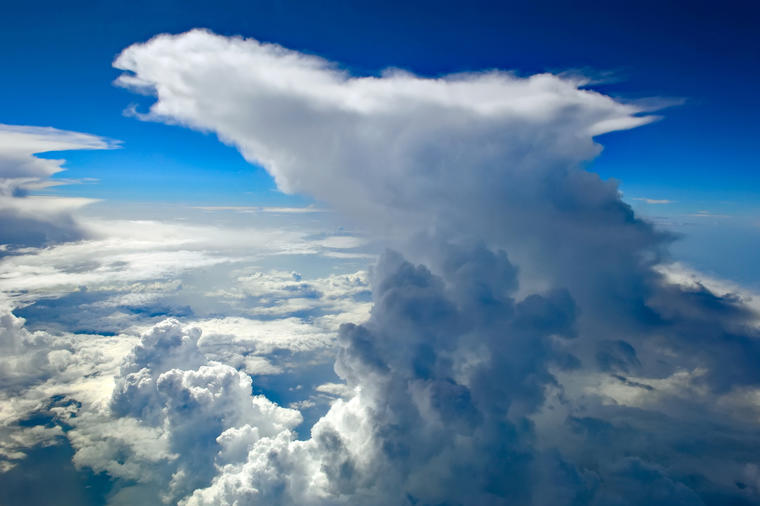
[2,0,759,282]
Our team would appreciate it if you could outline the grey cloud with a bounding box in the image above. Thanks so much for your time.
[0,208,86,248]
[183,248,586,504]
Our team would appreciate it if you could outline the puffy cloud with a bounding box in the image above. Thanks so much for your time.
[68,318,303,503]
[111,31,676,394]
[0,226,370,502]
[0,294,137,474]
[0,124,115,248]
[182,248,760,505]
[180,248,583,504]
[111,29,760,505]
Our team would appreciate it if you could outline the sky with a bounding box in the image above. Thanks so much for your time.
[1,1,760,505]
[2,0,758,285]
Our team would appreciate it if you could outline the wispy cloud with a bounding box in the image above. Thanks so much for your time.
[688,210,731,218]
[193,205,327,214]
[632,197,675,204]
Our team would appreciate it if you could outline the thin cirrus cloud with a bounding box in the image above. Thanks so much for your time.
[99,29,760,505]
[632,197,675,204]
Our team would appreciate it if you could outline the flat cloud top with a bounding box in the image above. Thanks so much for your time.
[113,29,654,212]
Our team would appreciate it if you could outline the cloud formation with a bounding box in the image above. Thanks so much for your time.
[72,318,302,504]
[114,30,655,241]
[0,124,115,248]
[106,29,760,505]
[0,199,372,502]
[2,29,759,505]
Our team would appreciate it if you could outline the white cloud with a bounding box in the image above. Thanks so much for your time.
[74,319,304,502]
[0,29,757,506]
[314,382,353,398]
[0,115,378,502]
[0,214,370,310]
[632,197,675,204]
[0,124,115,248]
[108,29,760,505]
[0,209,372,499]
[113,29,654,245]
[0,125,115,179]
[0,294,138,473]
[193,206,327,214]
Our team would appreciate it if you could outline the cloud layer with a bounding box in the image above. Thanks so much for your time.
[0,222,372,502]
[0,124,114,248]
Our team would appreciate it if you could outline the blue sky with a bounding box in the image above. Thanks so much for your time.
[2,0,758,208]
[2,0,758,286]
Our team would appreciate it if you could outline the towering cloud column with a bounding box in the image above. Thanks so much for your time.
[116,30,760,505]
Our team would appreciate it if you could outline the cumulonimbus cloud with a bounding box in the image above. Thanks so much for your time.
[108,30,760,504]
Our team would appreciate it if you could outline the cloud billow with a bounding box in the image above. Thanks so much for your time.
[85,29,760,504]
